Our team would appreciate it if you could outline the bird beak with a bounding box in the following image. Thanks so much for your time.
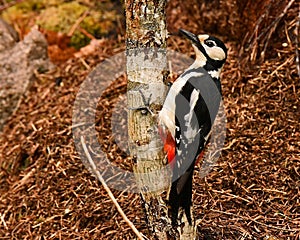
[179,29,200,46]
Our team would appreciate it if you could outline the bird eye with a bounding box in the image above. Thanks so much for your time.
[205,40,216,47]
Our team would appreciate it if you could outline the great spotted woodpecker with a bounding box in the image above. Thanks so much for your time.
[158,29,227,226]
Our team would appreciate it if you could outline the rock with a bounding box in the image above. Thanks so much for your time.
[0,18,19,52]
[0,22,53,132]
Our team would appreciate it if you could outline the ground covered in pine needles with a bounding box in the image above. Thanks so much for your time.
[0,0,299,239]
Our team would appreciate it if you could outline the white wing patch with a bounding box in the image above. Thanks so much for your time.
[158,70,204,139]
[208,68,222,79]
[183,88,200,144]
[184,88,199,124]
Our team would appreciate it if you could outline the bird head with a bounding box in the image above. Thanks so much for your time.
[179,29,227,72]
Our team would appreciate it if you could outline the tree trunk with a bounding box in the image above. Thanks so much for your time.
[125,0,170,238]
[125,1,197,239]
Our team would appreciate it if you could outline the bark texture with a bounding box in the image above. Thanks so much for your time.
[126,0,170,239]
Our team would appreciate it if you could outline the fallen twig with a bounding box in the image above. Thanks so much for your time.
[261,0,296,60]
[0,0,25,12]
[80,136,145,240]
[245,0,296,61]
[296,3,300,78]
[68,10,89,37]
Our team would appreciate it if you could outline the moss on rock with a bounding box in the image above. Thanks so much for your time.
[2,0,119,49]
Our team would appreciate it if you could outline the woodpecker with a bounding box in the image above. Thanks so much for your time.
[158,29,227,226]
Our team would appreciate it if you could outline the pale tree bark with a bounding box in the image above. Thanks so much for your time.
[125,1,197,239]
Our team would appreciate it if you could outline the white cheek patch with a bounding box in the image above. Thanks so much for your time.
[207,46,226,61]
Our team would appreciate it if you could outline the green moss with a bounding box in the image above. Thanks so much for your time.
[2,0,119,49]
[37,2,88,33]
[11,0,46,12]
[1,0,63,28]
[37,2,116,49]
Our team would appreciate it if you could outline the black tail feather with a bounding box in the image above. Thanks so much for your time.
[169,171,193,226]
